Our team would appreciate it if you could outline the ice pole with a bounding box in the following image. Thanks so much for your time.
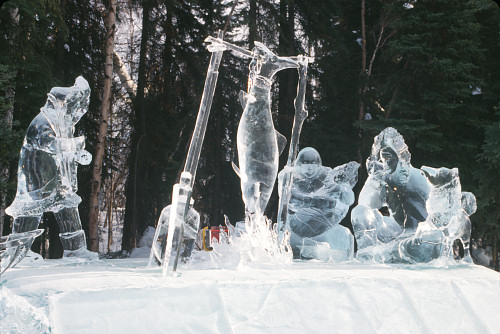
[155,31,225,275]
[277,56,309,242]
[204,36,314,63]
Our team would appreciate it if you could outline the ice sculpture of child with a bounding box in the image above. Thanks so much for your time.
[278,147,359,261]
[5,76,97,260]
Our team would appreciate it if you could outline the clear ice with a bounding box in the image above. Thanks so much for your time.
[235,42,299,218]
[0,229,44,275]
[5,76,97,264]
[278,148,359,261]
[153,32,225,274]
[203,38,315,264]
[148,201,200,267]
[351,127,474,264]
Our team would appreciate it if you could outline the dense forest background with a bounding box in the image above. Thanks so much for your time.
[0,0,499,269]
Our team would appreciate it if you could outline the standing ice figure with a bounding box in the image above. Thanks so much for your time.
[5,76,97,261]
[278,148,359,261]
[234,42,299,218]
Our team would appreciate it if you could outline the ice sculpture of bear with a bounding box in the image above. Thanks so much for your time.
[278,147,359,261]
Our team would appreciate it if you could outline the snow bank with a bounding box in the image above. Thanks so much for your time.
[129,226,155,258]
[1,259,499,333]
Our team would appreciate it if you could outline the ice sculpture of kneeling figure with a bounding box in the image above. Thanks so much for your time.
[351,127,474,264]
[278,147,359,261]
[351,127,441,263]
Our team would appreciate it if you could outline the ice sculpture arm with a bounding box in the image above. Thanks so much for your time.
[26,121,86,155]
[277,56,309,236]
[358,173,386,209]
[205,36,314,63]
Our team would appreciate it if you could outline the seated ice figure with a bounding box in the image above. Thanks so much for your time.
[278,147,359,261]
[149,202,200,266]
[352,128,474,264]
[5,76,97,261]
[351,128,430,247]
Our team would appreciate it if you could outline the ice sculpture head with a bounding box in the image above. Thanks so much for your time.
[422,166,462,215]
[250,42,299,79]
[296,147,322,178]
[44,76,90,125]
[461,192,477,216]
[368,127,411,185]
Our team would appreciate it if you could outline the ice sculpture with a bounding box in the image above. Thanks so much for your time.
[202,37,313,264]
[278,148,359,261]
[352,127,474,264]
[421,166,474,262]
[151,32,225,275]
[233,42,299,218]
[0,229,44,275]
[148,202,200,267]
[5,76,97,263]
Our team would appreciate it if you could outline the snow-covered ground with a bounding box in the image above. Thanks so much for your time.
[1,254,500,334]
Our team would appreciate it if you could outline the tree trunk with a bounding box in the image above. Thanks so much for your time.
[357,0,367,164]
[249,0,257,48]
[0,87,14,238]
[113,51,136,100]
[278,0,296,140]
[122,0,151,250]
[493,237,499,272]
[88,0,117,252]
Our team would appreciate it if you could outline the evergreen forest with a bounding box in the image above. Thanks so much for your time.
[0,0,499,270]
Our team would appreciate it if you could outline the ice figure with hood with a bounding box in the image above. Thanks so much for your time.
[351,127,443,263]
[278,147,359,261]
[5,76,97,260]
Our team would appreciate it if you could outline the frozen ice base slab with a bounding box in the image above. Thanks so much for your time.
[1,258,500,333]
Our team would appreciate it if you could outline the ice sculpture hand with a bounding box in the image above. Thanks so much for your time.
[279,147,358,261]
[77,149,92,165]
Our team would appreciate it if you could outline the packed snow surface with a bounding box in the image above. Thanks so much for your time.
[1,256,500,333]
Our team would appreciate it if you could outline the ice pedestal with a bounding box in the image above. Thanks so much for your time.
[1,259,499,333]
